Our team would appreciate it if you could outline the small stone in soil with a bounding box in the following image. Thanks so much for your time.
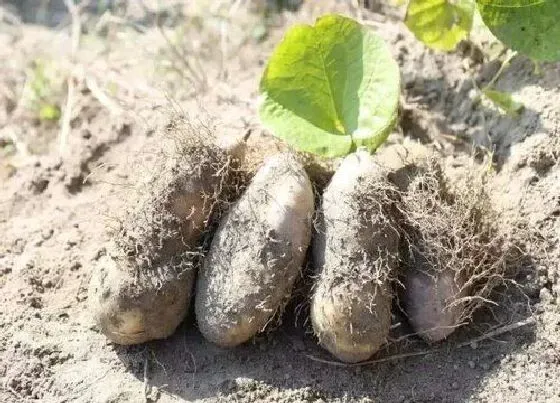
[540,287,554,304]
[41,229,54,240]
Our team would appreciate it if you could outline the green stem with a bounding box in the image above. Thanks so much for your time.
[484,50,517,90]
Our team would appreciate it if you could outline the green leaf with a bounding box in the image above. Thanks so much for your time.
[39,104,61,121]
[259,14,400,158]
[405,0,475,51]
[30,60,50,101]
[482,88,524,114]
[477,0,560,61]
[477,1,544,6]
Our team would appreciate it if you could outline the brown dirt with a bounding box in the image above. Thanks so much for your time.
[1,1,559,402]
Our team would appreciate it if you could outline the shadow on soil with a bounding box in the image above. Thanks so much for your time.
[400,47,559,166]
[114,277,537,402]
[4,0,304,28]
[3,0,186,28]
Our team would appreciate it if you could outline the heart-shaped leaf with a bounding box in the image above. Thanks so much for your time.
[405,0,475,51]
[477,0,560,61]
[259,14,400,158]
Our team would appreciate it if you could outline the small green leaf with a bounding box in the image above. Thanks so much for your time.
[30,60,50,102]
[482,88,523,114]
[477,0,560,61]
[476,1,545,7]
[405,0,475,51]
[259,14,400,157]
[39,104,61,121]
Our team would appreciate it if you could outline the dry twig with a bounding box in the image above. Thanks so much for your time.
[85,76,123,115]
[58,0,83,155]
[306,316,536,367]
[143,353,150,403]
[155,11,207,92]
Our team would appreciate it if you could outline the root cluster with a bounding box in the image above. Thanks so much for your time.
[396,158,515,324]
[110,114,241,282]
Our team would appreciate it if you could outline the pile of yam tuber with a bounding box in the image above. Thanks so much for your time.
[89,118,511,363]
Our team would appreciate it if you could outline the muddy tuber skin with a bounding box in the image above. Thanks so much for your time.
[311,150,400,363]
[195,153,314,347]
[89,129,244,345]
